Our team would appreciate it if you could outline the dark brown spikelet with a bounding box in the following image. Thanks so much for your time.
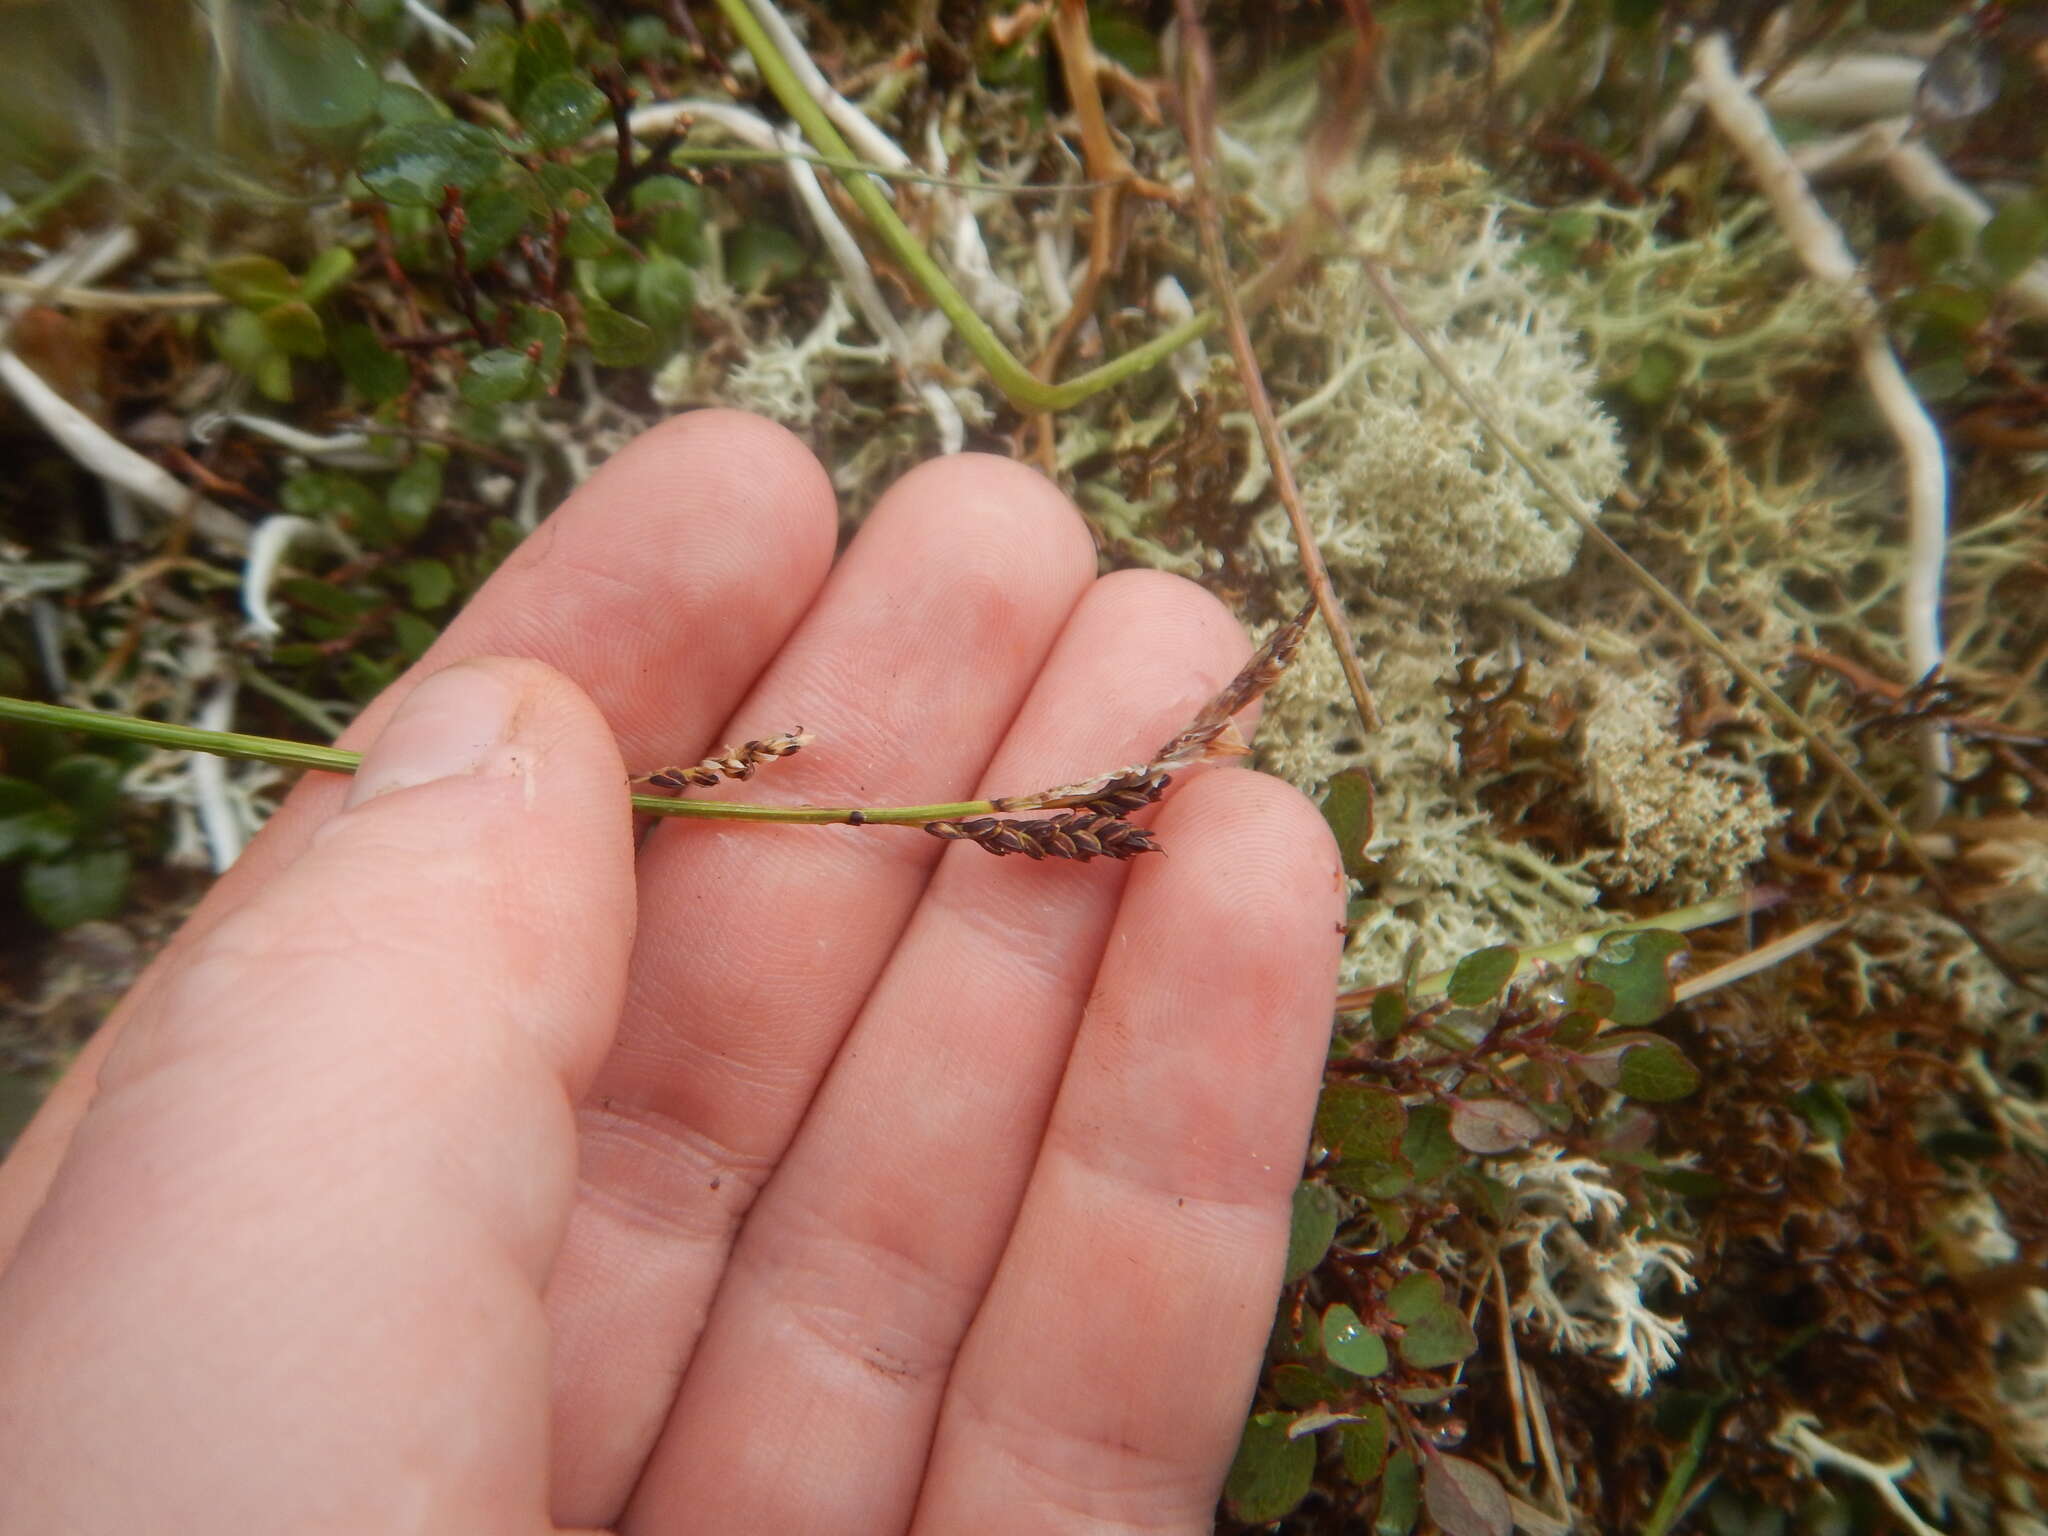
[995,766,1173,815]
[1077,769,1172,816]
[1150,595,1317,769]
[923,810,1162,862]
[638,729,811,793]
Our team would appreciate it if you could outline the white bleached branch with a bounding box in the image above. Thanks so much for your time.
[1770,1414,1947,1536]
[1693,34,1950,812]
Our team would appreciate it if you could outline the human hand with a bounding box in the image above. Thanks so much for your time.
[0,413,1343,1534]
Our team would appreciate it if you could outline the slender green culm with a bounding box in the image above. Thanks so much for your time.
[710,0,1218,412]
[0,695,997,827]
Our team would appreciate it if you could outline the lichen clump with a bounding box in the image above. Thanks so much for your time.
[1249,183,1623,603]
[1574,668,1783,897]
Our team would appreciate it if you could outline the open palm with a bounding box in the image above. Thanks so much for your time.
[0,413,1342,1534]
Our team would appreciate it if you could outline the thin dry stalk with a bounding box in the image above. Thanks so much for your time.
[1172,1,1381,735]
[637,729,810,790]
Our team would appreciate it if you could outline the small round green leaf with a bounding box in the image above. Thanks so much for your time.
[1223,1411,1314,1524]
[1980,194,2048,287]
[1322,1303,1390,1377]
[727,222,807,290]
[392,611,439,662]
[520,71,607,150]
[400,558,456,612]
[44,755,121,829]
[511,18,575,108]
[1271,1361,1350,1408]
[1625,341,1687,406]
[260,300,326,359]
[1285,1181,1341,1284]
[358,120,504,207]
[1386,1270,1444,1324]
[1316,1081,1406,1163]
[1340,1404,1389,1484]
[461,185,534,266]
[1398,1302,1478,1369]
[1374,1450,1421,1534]
[634,249,696,338]
[248,20,380,138]
[299,247,357,304]
[1400,1102,1455,1182]
[584,302,658,367]
[1446,944,1518,1006]
[376,81,442,126]
[1320,767,1376,882]
[386,450,446,537]
[0,808,75,862]
[508,304,569,389]
[21,848,130,928]
[460,348,539,406]
[333,324,410,402]
[1583,928,1687,1026]
[1617,1036,1702,1102]
[208,254,298,310]
[1792,1080,1852,1144]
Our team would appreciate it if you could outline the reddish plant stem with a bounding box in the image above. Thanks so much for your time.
[1172,0,1381,733]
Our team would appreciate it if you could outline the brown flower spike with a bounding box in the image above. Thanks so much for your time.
[923,810,1162,862]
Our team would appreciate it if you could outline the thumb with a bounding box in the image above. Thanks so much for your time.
[0,658,636,1532]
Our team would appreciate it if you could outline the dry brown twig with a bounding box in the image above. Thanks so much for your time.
[1171,0,1382,737]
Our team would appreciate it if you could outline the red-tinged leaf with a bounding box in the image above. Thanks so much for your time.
[1423,1453,1513,1536]
[1316,1081,1407,1163]
[1618,1036,1701,1102]
[1450,1096,1545,1154]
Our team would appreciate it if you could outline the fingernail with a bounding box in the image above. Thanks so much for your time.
[346,663,523,807]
